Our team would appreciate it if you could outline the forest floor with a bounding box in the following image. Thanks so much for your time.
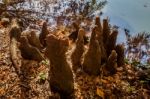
[0,20,150,99]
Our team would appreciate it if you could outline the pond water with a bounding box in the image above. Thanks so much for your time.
[101,0,150,42]
[1,0,150,42]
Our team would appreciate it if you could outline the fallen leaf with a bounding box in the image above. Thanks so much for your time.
[0,88,5,95]
[96,87,105,99]
[101,79,108,84]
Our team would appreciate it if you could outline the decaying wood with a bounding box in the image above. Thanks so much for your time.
[83,26,101,75]
[71,28,85,71]
[45,34,74,97]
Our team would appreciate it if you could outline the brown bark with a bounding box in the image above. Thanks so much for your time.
[71,28,85,71]
[82,26,101,75]
[105,50,118,75]
[9,19,21,41]
[10,38,21,74]
[1,18,10,27]
[115,44,125,66]
[102,18,110,44]
[19,36,44,62]
[39,22,49,47]
[106,30,118,56]
[95,16,102,37]
[9,19,22,74]
[45,34,74,96]
[95,16,107,63]
[27,30,43,50]
[68,22,79,42]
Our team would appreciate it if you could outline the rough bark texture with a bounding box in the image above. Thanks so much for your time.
[1,18,10,27]
[10,37,21,74]
[19,36,44,62]
[39,22,49,47]
[95,17,107,63]
[106,30,118,56]
[9,19,21,41]
[27,30,43,50]
[105,50,118,75]
[95,16,102,37]
[115,44,125,66]
[102,18,110,45]
[71,29,85,71]
[82,26,101,75]
[9,19,22,74]
[69,22,79,42]
[45,34,74,97]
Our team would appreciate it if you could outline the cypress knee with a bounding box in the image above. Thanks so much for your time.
[95,16,107,62]
[19,36,44,62]
[39,22,49,47]
[82,26,101,75]
[27,30,43,50]
[115,44,125,66]
[71,28,85,71]
[45,34,74,96]
[102,18,110,45]
[9,20,22,74]
[68,22,79,42]
[105,50,117,75]
[106,30,118,56]
[95,16,102,36]
[9,19,21,41]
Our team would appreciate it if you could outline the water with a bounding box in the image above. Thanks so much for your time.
[101,0,150,42]
[1,0,150,39]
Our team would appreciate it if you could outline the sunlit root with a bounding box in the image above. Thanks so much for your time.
[19,36,44,62]
[95,16,102,37]
[9,19,21,41]
[115,44,125,66]
[9,19,22,74]
[1,18,10,27]
[71,28,85,71]
[45,34,74,96]
[69,22,88,44]
[69,22,79,42]
[82,26,101,75]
